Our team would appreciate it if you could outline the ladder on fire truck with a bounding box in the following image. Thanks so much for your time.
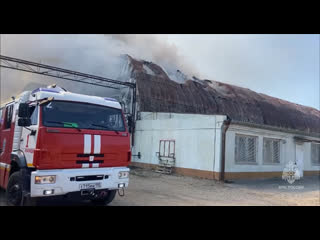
[0,54,137,145]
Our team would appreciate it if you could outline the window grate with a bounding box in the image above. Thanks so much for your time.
[311,143,320,165]
[235,134,257,164]
[263,138,280,164]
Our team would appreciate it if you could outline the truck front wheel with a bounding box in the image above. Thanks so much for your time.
[91,190,117,206]
[6,172,23,206]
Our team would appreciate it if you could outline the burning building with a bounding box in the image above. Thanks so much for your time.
[118,55,320,180]
[2,35,318,181]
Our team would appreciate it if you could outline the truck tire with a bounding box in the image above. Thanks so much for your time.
[91,190,117,206]
[6,172,23,206]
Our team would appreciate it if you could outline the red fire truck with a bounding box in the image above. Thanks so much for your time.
[0,85,131,206]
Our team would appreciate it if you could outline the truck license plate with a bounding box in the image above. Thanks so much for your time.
[79,183,102,190]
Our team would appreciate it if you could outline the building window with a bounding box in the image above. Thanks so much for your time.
[235,134,257,164]
[263,138,280,164]
[311,143,320,165]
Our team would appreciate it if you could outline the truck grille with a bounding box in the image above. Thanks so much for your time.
[73,175,105,182]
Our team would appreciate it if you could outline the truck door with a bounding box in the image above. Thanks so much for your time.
[0,104,14,189]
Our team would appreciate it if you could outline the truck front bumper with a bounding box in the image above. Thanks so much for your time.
[30,167,129,197]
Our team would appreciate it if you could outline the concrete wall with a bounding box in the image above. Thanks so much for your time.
[225,124,320,178]
[131,112,227,175]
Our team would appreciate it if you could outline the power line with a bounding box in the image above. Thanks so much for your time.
[0,55,135,90]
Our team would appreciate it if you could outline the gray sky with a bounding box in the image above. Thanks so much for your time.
[1,34,319,110]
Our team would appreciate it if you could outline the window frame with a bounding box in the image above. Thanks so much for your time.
[234,133,258,165]
[311,143,320,166]
[262,137,281,165]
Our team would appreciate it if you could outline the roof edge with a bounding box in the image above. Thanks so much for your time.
[230,120,320,139]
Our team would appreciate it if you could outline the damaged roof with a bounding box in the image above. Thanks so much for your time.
[126,55,320,135]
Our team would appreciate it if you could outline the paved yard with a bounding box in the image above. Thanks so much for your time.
[1,167,319,206]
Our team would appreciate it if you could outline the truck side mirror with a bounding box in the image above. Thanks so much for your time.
[18,103,30,118]
[18,118,31,127]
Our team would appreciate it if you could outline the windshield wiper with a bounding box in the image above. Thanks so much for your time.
[46,121,81,132]
[90,124,119,134]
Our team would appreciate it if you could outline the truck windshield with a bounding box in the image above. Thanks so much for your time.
[42,101,126,132]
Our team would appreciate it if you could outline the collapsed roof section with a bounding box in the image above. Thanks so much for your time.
[124,55,320,135]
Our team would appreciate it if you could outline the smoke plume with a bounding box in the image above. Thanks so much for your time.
[0,34,198,103]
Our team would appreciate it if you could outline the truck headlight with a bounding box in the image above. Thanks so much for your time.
[118,171,129,179]
[35,175,56,184]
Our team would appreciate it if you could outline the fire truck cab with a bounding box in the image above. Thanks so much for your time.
[0,85,131,206]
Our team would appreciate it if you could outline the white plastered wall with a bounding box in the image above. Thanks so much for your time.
[132,112,227,173]
[225,124,320,173]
